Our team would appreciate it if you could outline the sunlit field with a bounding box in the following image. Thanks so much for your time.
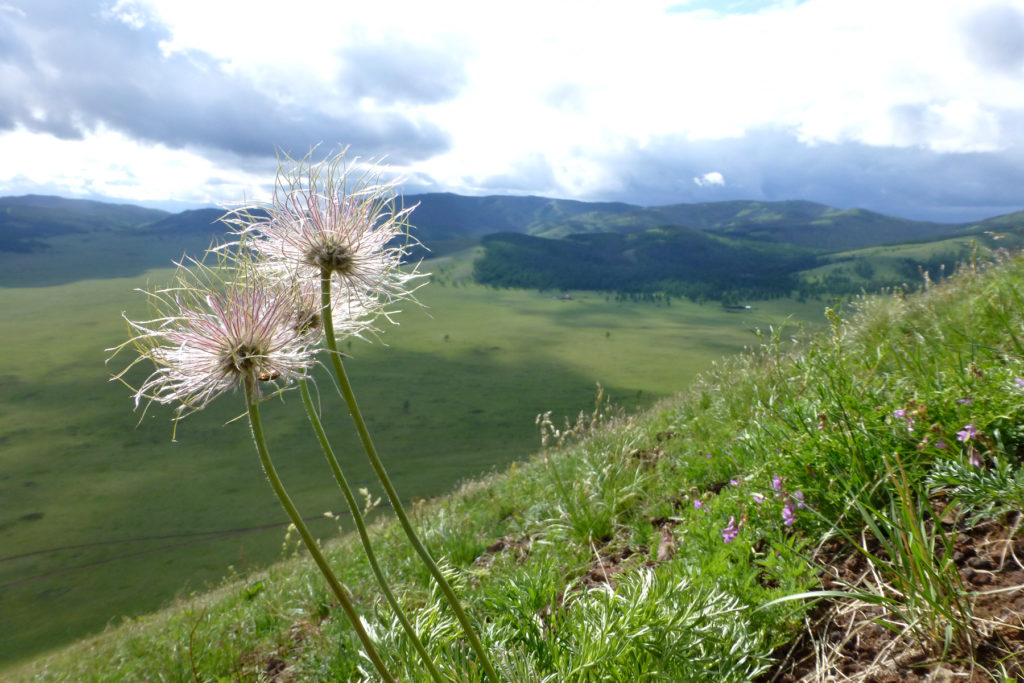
[0,255,825,667]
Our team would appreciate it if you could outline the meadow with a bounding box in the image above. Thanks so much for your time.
[0,250,824,669]
[10,251,1024,681]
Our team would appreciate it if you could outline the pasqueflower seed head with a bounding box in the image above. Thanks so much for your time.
[224,149,425,327]
[110,259,319,419]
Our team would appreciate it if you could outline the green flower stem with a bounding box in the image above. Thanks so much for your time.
[298,377,444,683]
[320,273,500,682]
[244,380,395,683]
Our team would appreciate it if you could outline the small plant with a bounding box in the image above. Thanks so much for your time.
[110,149,497,681]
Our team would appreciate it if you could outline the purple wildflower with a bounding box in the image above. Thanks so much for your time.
[771,475,782,492]
[957,424,978,442]
[893,408,914,432]
[693,500,704,510]
[935,439,948,450]
[956,397,973,405]
[730,477,741,487]
[752,493,765,504]
[1015,377,1024,390]
[968,445,983,468]
[722,516,739,543]
[793,491,805,509]
[782,502,796,527]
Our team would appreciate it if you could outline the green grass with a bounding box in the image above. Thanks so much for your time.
[0,251,822,669]
[11,251,1024,681]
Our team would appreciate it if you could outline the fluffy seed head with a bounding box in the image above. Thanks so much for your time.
[109,258,320,420]
[223,149,425,329]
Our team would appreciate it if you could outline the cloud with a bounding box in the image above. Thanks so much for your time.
[336,39,471,106]
[960,4,1024,75]
[0,1,453,163]
[693,171,725,187]
[568,129,1024,222]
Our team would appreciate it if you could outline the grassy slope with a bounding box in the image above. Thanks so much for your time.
[11,253,1024,681]
[0,248,821,669]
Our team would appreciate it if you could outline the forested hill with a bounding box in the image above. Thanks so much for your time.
[3,193,1022,293]
[405,194,972,252]
[473,228,818,301]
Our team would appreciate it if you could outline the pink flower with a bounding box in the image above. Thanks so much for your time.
[793,491,805,509]
[693,500,704,510]
[782,503,796,526]
[752,493,765,504]
[722,516,739,543]
[957,424,978,442]
[771,475,782,492]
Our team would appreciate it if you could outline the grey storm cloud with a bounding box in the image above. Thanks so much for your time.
[0,1,454,163]
[960,4,1024,75]
[336,40,470,105]
[569,131,1024,223]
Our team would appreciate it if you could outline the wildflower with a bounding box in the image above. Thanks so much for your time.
[782,502,796,526]
[968,445,983,468]
[957,424,978,442]
[112,261,319,418]
[771,475,782,492]
[934,439,948,450]
[893,408,915,432]
[1015,377,1024,390]
[693,500,704,510]
[956,397,972,405]
[793,491,805,509]
[225,150,423,326]
[722,516,739,543]
[730,477,741,486]
[752,493,765,504]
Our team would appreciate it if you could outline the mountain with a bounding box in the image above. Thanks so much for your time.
[406,195,970,251]
[2,193,1021,293]
[473,226,817,299]
[0,194,168,253]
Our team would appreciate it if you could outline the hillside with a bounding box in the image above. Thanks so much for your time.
[473,227,817,300]
[12,252,1024,681]
[3,193,1022,295]
[408,195,971,251]
[0,195,167,253]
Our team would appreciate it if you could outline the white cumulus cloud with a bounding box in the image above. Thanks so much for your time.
[694,171,726,187]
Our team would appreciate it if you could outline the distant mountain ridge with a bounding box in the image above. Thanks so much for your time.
[405,194,977,252]
[2,193,1021,293]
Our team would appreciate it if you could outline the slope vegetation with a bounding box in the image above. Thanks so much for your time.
[14,252,1024,681]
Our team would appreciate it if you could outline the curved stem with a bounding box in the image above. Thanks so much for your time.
[244,380,395,683]
[321,273,499,681]
[299,378,444,682]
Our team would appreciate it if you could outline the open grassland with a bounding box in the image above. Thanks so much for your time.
[0,256,823,668]
[11,253,1024,681]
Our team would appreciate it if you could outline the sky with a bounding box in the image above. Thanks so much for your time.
[1,0,1023,222]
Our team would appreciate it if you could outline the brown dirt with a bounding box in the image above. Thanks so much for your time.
[762,513,1024,682]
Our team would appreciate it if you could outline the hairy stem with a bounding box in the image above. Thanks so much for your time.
[299,378,444,682]
[244,380,394,683]
[320,272,499,681]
